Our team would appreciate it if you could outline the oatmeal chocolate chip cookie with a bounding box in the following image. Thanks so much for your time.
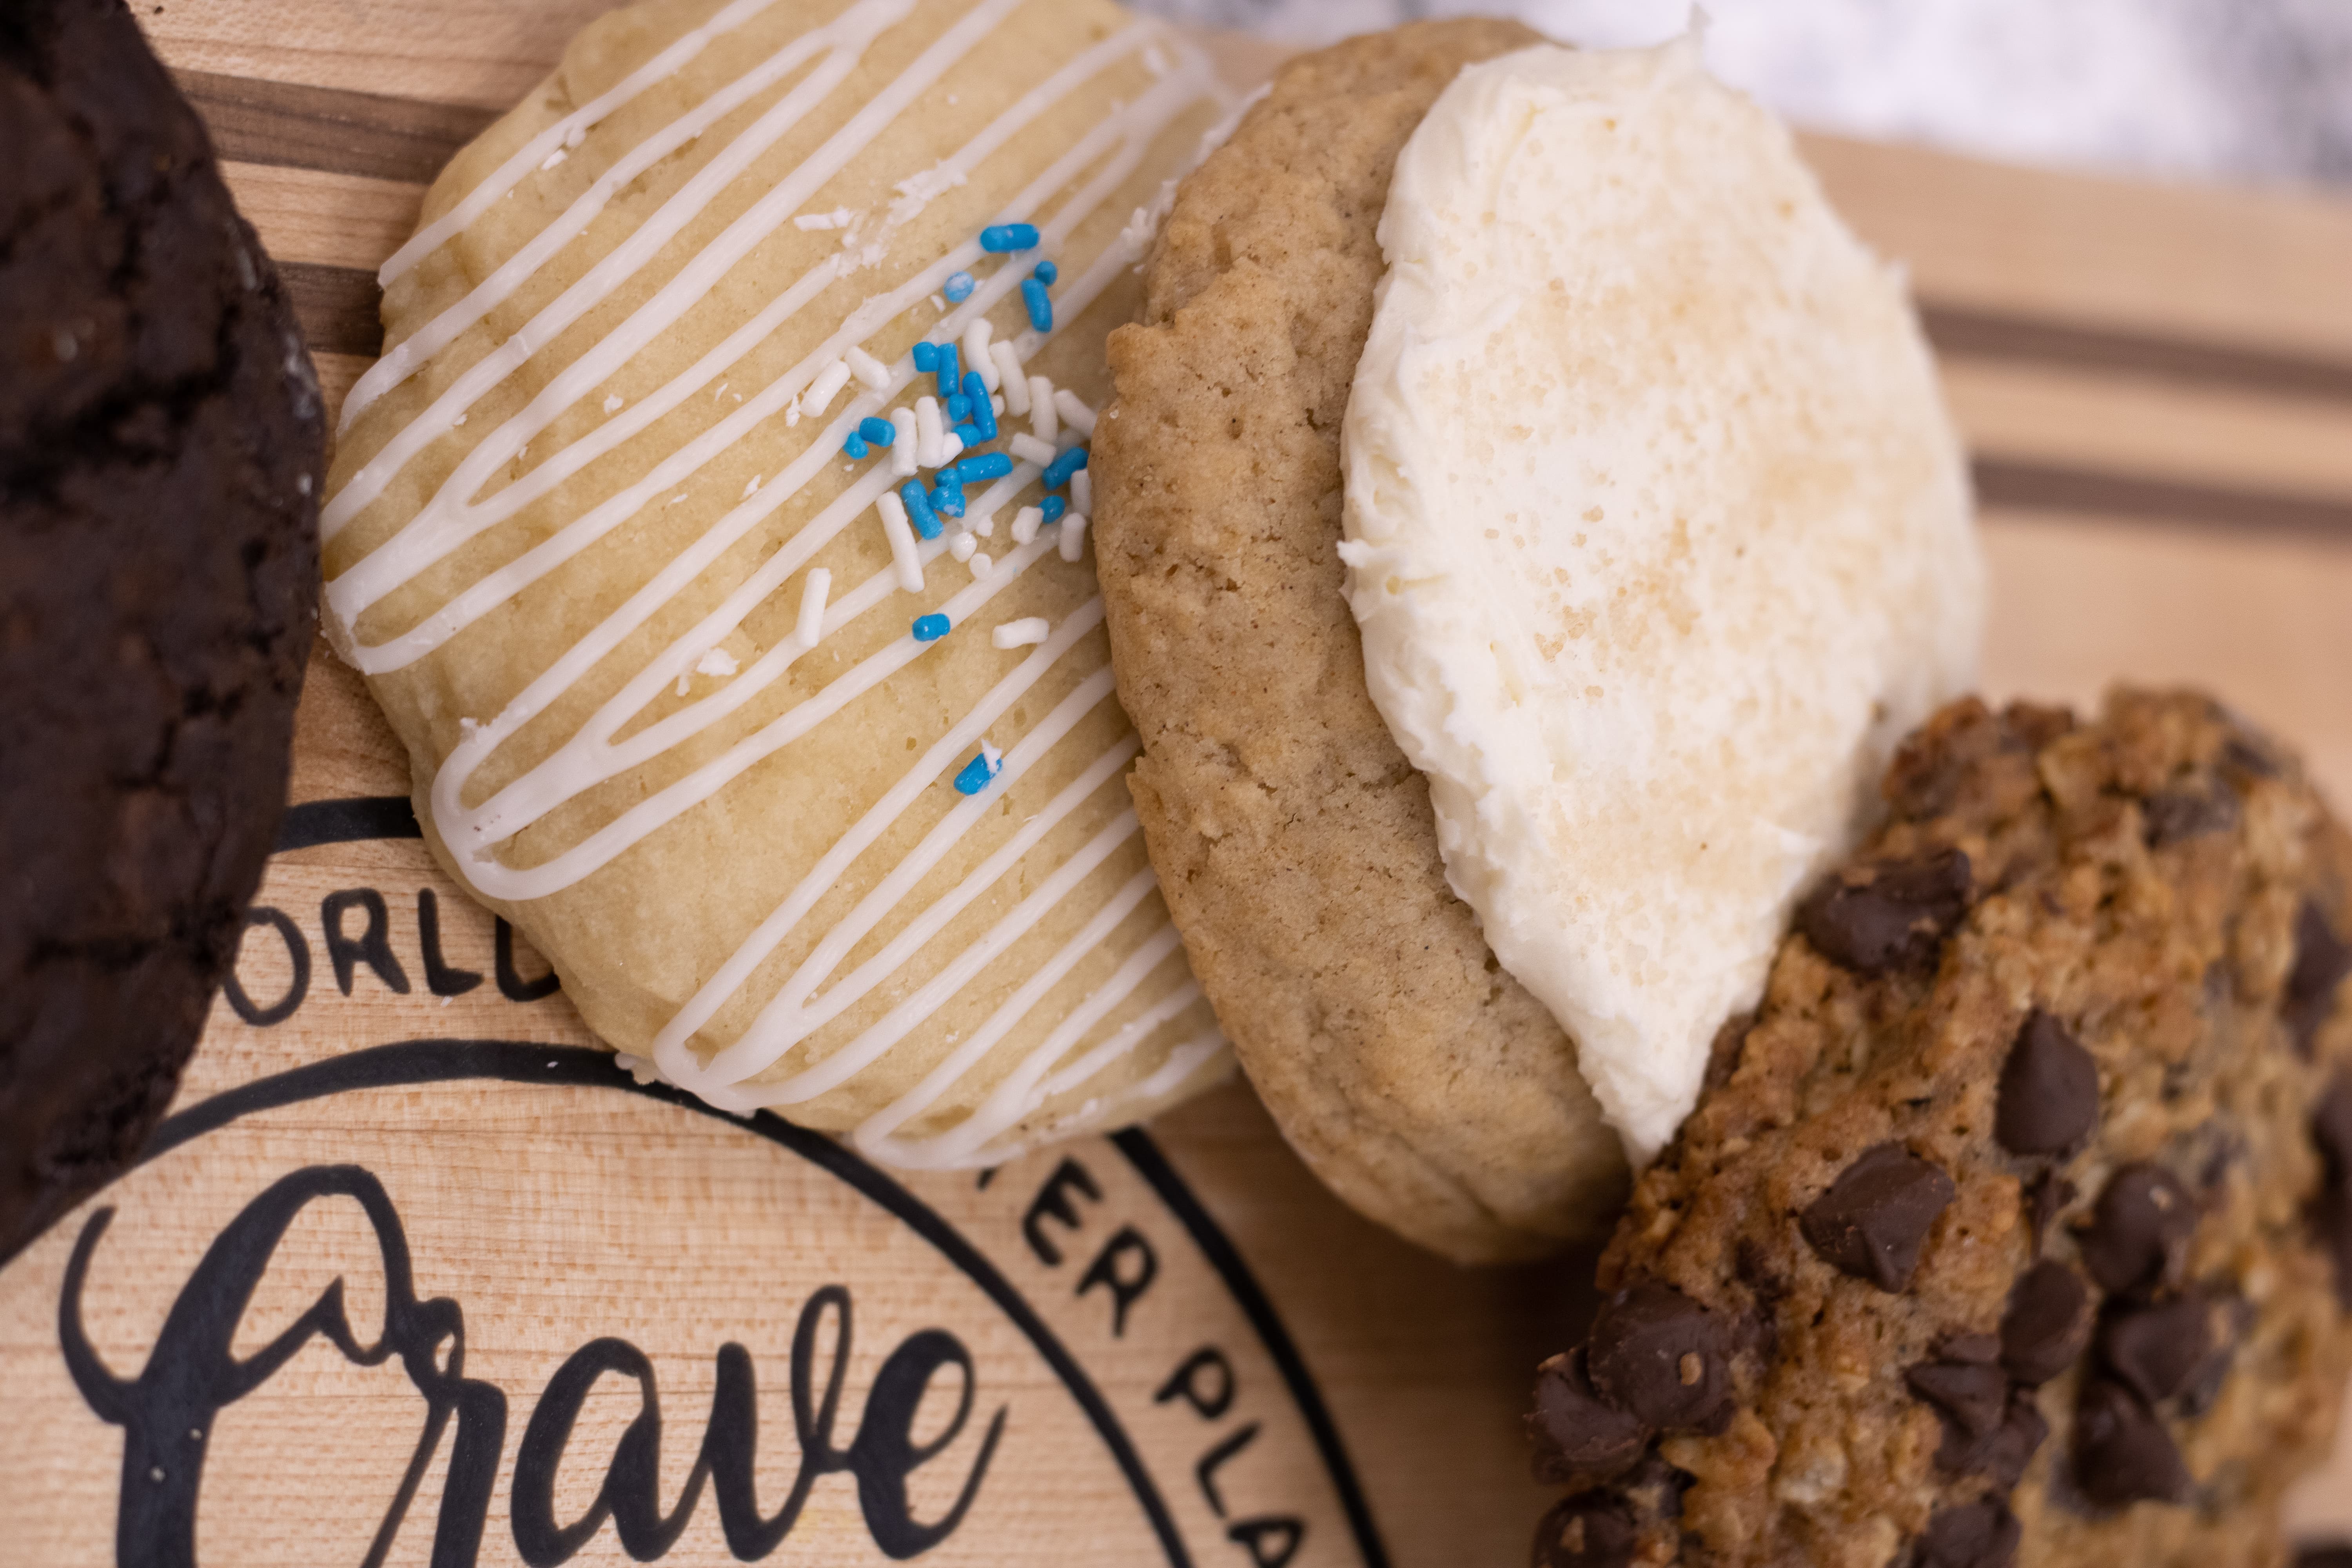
[1094,18,1628,1264]
[1525,691,2352,1568]
[0,0,323,1263]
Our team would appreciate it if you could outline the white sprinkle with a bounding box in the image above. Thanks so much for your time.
[878,495,924,593]
[1009,432,1058,466]
[1071,470,1093,514]
[938,432,965,465]
[948,529,976,563]
[603,394,623,414]
[452,414,466,426]
[969,551,993,579]
[962,320,998,392]
[1029,378,1058,443]
[540,148,567,171]
[713,381,728,401]
[992,343,1030,412]
[794,207,855,231]
[667,493,690,507]
[794,568,831,648]
[846,346,891,390]
[785,397,801,427]
[1053,388,1098,437]
[676,671,691,696]
[971,510,996,539]
[1060,512,1090,563]
[915,397,945,468]
[930,294,947,313]
[742,475,761,499]
[994,617,1049,648]
[805,359,851,415]
[564,122,586,149]
[890,409,919,476]
[695,646,739,678]
[1011,506,1044,546]
[992,394,1007,416]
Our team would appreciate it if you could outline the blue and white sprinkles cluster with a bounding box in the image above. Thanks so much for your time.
[799,220,1097,799]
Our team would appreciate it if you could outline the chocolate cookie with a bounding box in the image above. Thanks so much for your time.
[0,0,322,1262]
[1526,691,2352,1567]
[1096,19,1629,1264]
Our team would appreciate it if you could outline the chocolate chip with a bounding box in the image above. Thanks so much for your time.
[1995,1011,2100,1156]
[1938,1331,2000,1364]
[1800,1143,1958,1291]
[1586,1283,1733,1432]
[2077,1163,2196,1296]
[1907,1358,2009,1439]
[2178,1297,2249,1416]
[1530,1492,1637,1568]
[2296,1547,2352,1568]
[1797,849,1974,975]
[2000,1260,2092,1385]
[2318,1073,2352,1179]
[1960,1391,2051,1488]
[2027,1172,2078,1246]
[1916,1499,2021,1568]
[2142,787,2239,846]
[2287,902,2352,1056]
[2099,1295,2214,1404]
[2311,1074,2352,1310]
[1529,1350,1649,1483]
[2074,1377,2193,1507]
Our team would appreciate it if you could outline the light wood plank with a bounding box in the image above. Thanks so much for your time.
[140,0,608,109]
[1946,358,2352,500]
[1981,512,2352,805]
[1804,133,2352,367]
[221,161,423,272]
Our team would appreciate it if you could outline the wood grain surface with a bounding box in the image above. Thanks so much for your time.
[4,3,2349,1563]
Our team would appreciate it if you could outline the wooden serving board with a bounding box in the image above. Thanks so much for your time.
[5,5,2352,1565]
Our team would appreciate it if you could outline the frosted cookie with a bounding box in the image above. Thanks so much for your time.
[1525,691,2352,1568]
[1094,27,1977,1258]
[323,0,1236,1166]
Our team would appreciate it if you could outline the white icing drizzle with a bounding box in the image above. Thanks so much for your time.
[325,0,1230,1166]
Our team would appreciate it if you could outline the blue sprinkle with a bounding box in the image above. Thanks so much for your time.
[931,480,966,519]
[1040,494,1068,525]
[1032,260,1058,285]
[842,434,869,459]
[901,480,942,540]
[953,748,1002,795]
[860,416,896,446]
[912,341,939,372]
[981,223,1040,252]
[961,370,997,441]
[951,423,983,448]
[1021,278,1053,333]
[1041,445,1089,491]
[946,394,973,423]
[913,613,951,642]
[956,452,1012,485]
[935,343,960,399]
[943,270,976,303]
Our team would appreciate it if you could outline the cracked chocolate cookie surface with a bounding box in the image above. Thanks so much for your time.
[1527,691,2352,1568]
[1094,18,1628,1264]
[0,0,321,1262]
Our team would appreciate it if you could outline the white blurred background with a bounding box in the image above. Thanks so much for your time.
[1131,0,2352,190]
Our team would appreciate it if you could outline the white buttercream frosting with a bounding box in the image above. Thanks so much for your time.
[1339,37,1982,1162]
